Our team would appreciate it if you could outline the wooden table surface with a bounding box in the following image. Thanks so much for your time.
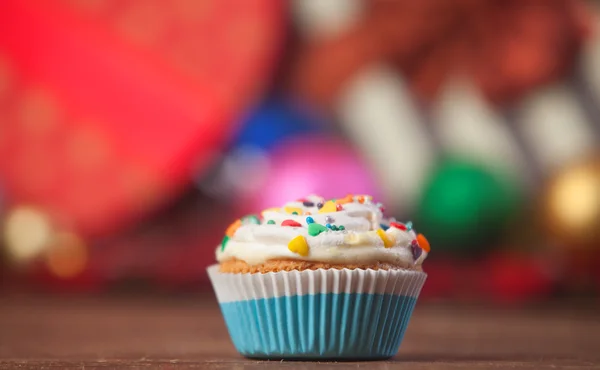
[0,295,598,369]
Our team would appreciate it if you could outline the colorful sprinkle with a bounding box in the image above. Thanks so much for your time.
[357,195,365,204]
[225,219,242,237]
[288,235,309,256]
[389,222,407,231]
[318,200,337,213]
[339,225,345,230]
[308,223,327,236]
[405,221,413,231]
[325,215,335,224]
[303,201,315,207]
[326,223,332,229]
[335,194,354,205]
[242,215,260,224]
[412,243,422,260]
[331,225,338,231]
[304,211,312,215]
[282,219,302,227]
[376,229,394,248]
[267,220,276,225]
[380,223,389,231]
[284,206,303,214]
[335,204,343,211]
[316,202,324,209]
[220,235,230,251]
[306,216,315,224]
[292,211,299,215]
[417,233,430,252]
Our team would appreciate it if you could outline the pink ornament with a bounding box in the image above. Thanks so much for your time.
[240,135,382,212]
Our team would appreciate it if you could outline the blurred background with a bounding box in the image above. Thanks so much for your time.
[0,0,598,305]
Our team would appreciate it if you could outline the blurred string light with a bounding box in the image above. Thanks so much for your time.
[338,65,435,213]
[45,231,88,279]
[3,205,53,263]
[542,156,600,247]
[292,0,363,39]
[434,80,531,188]
[519,84,597,174]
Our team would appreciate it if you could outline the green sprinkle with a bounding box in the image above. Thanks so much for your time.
[292,211,299,215]
[339,225,345,230]
[243,215,260,224]
[267,220,276,225]
[221,235,230,251]
[331,225,338,231]
[308,223,328,236]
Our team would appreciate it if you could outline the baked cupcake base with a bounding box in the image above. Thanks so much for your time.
[208,264,426,360]
[219,258,419,273]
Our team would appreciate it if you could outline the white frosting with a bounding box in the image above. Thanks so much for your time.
[216,195,428,267]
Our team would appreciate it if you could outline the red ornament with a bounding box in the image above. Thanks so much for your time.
[281,219,302,227]
[0,0,284,237]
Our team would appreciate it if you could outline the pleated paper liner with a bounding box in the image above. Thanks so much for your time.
[208,265,427,360]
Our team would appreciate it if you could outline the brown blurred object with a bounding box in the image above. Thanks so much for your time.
[290,0,592,107]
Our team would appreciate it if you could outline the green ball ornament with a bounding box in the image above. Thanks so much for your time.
[416,158,520,254]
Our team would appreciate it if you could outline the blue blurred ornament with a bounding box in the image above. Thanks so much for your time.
[197,96,327,200]
[231,95,326,152]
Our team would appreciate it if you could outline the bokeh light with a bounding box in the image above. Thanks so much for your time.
[45,232,88,279]
[543,156,600,246]
[3,206,54,263]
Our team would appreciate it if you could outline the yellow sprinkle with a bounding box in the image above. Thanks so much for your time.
[284,206,303,214]
[225,219,242,237]
[377,229,394,248]
[318,200,337,213]
[288,235,309,256]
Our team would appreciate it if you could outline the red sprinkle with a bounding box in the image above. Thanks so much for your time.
[336,204,343,211]
[282,219,302,227]
[389,222,407,231]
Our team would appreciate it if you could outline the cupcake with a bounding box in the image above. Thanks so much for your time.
[208,194,429,360]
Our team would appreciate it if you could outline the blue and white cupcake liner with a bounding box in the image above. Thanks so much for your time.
[207,265,427,360]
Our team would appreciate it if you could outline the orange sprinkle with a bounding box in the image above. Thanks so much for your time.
[357,195,365,204]
[304,211,312,215]
[225,219,242,237]
[335,194,354,205]
[417,234,430,252]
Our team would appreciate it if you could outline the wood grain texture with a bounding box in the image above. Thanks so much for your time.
[0,296,598,369]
